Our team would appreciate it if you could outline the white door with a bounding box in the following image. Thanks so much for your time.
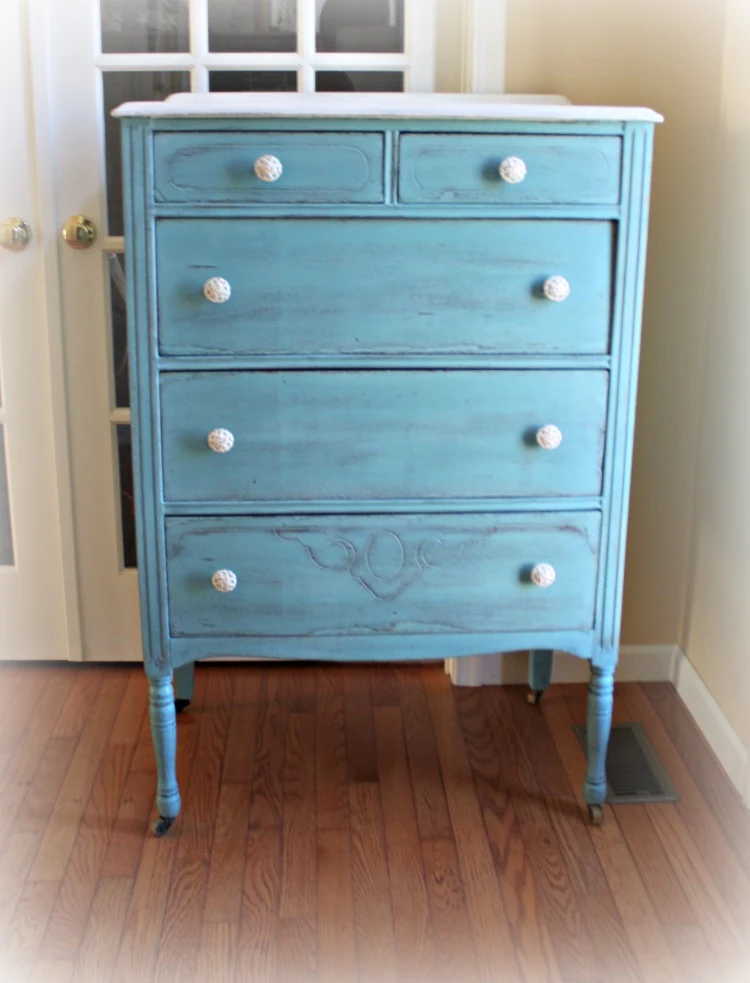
[0,0,69,660]
[45,0,437,661]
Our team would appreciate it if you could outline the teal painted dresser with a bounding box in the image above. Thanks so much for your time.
[115,93,661,834]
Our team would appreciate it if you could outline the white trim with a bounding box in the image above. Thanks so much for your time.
[445,644,680,687]
[673,651,750,808]
[461,0,506,94]
[405,0,435,92]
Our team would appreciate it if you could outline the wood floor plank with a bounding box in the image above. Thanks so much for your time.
[101,769,155,878]
[15,737,78,836]
[343,668,378,783]
[280,711,316,919]
[237,826,281,983]
[250,668,289,829]
[541,687,683,983]
[453,685,560,983]
[373,704,434,982]
[317,828,357,983]
[276,916,316,983]
[108,672,148,747]
[425,673,522,983]
[74,876,133,983]
[316,665,349,832]
[577,889,644,983]
[52,669,103,740]
[39,741,135,960]
[644,682,750,879]
[421,836,480,983]
[619,683,750,936]
[195,921,238,983]
[398,667,452,840]
[371,664,401,707]
[28,671,130,883]
[662,924,730,983]
[349,781,398,983]
[221,668,260,785]
[2,879,58,983]
[482,685,596,982]
[29,959,75,983]
[203,782,250,923]
[0,665,54,754]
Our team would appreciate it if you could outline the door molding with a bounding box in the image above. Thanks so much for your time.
[461,0,506,94]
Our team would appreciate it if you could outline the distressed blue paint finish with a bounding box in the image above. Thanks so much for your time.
[399,134,622,204]
[154,131,384,204]
[156,219,614,356]
[148,676,181,825]
[165,512,601,638]
[528,649,554,697]
[173,661,194,701]
[120,111,656,830]
[160,369,608,503]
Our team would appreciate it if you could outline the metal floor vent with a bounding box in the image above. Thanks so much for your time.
[573,723,679,804]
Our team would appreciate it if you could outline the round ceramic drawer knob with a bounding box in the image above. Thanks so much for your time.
[536,425,563,450]
[203,277,231,304]
[254,154,283,183]
[207,428,234,454]
[530,563,556,588]
[211,569,237,593]
[543,275,571,302]
[499,156,527,184]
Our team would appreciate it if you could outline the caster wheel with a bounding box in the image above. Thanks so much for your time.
[174,699,191,714]
[152,815,175,837]
[527,690,544,706]
[588,805,604,827]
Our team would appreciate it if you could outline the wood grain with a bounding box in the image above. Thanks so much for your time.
[316,829,356,983]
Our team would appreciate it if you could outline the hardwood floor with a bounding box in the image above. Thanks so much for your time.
[0,662,748,983]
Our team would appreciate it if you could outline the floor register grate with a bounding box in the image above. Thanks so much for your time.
[573,722,679,804]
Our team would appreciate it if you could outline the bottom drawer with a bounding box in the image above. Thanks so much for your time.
[165,512,601,638]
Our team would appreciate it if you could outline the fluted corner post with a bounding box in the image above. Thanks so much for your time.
[583,665,614,818]
[527,649,553,705]
[149,675,181,836]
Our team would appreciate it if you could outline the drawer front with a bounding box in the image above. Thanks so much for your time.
[165,512,601,637]
[153,132,384,204]
[156,219,614,356]
[160,369,608,503]
[399,134,622,204]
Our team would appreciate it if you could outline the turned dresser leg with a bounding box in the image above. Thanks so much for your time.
[583,664,614,826]
[527,648,553,705]
[149,675,181,836]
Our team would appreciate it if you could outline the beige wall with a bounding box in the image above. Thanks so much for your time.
[500,0,750,744]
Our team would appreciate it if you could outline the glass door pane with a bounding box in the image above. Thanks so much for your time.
[317,0,404,52]
[101,0,190,53]
[208,0,297,52]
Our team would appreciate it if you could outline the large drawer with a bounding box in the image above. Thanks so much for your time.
[153,131,384,204]
[165,512,601,637]
[399,134,622,204]
[159,369,608,503]
[156,219,615,356]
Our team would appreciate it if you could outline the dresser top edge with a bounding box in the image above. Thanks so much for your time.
[112,92,663,124]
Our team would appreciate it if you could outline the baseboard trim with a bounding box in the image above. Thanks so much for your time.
[673,651,750,808]
[445,645,750,808]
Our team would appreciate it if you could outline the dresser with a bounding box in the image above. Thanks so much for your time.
[115,93,660,835]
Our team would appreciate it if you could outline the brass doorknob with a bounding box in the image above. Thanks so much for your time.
[62,215,97,249]
[1,217,32,251]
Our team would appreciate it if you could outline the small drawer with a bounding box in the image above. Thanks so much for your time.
[153,131,384,204]
[159,369,608,504]
[399,134,622,204]
[165,512,601,638]
[156,218,614,356]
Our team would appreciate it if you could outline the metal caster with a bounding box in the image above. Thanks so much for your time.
[588,804,604,827]
[152,815,176,837]
[527,690,544,706]
[174,698,191,714]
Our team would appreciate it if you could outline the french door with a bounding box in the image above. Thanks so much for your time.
[46,0,437,661]
[0,0,69,660]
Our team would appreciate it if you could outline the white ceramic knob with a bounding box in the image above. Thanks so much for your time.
[530,563,556,588]
[207,428,235,454]
[543,275,571,303]
[536,425,563,450]
[254,154,283,183]
[499,156,527,184]
[211,569,237,593]
[203,277,231,304]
